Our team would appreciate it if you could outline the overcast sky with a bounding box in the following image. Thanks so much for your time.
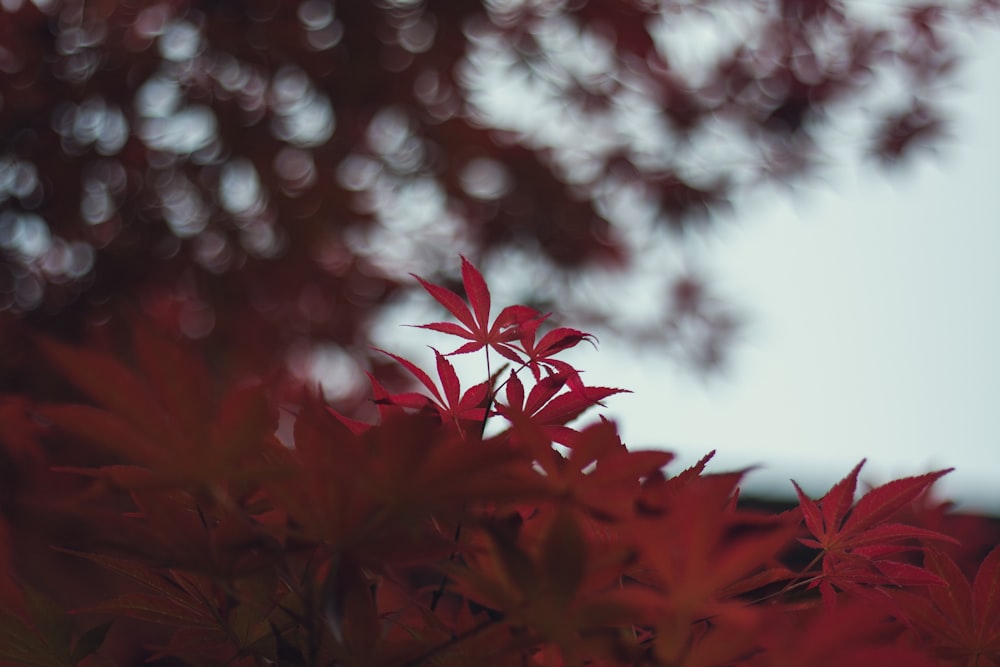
[364,17,1000,514]
[581,35,1000,512]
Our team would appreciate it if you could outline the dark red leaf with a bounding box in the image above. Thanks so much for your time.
[37,336,174,441]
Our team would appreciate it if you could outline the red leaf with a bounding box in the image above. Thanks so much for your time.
[532,385,627,426]
[374,349,492,432]
[795,461,952,553]
[871,560,946,587]
[434,349,461,408]
[211,382,276,467]
[795,462,958,609]
[822,459,864,535]
[460,255,491,330]
[974,545,1000,640]
[504,370,525,411]
[412,259,543,357]
[843,468,953,535]
[893,547,1000,663]
[34,404,165,467]
[793,480,825,542]
[37,336,174,441]
[411,274,476,332]
[373,348,444,405]
[837,522,958,550]
[131,319,213,437]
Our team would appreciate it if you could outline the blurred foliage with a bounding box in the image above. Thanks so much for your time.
[1,0,995,393]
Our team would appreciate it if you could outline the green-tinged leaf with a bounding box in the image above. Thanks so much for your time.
[0,610,67,667]
[321,554,379,660]
[574,586,668,629]
[227,603,270,651]
[144,626,233,664]
[487,527,539,600]
[55,549,181,599]
[80,591,219,628]
[69,622,112,665]
[270,622,308,667]
[19,580,72,665]
[540,511,586,607]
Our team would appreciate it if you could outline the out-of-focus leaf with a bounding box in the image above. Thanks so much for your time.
[131,319,213,437]
[36,337,174,441]
[69,622,112,665]
[34,404,164,467]
[540,511,586,608]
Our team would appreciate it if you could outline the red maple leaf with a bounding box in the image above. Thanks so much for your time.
[792,460,957,608]
[412,255,541,359]
[373,347,491,434]
[494,369,627,446]
[513,318,597,388]
[893,545,1000,666]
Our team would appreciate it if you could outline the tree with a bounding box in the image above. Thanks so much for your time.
[2,0,996,388]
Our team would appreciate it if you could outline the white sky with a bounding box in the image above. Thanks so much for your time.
[364,16,1000,514]
[580,36,1000,512]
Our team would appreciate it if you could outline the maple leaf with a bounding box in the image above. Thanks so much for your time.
[511,317,597,387]
[632,472,798,616]
[452,508,663,656]
[0,574,98,667]
[412,255,542,359]
[373,347,492,433]
[756,599,942,667]
[791,460,957,607]
[495,369,628,447]
[34,329,281,495]
[893,545,1000,666]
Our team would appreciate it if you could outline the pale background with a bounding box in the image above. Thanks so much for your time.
[370,33,1000,513]
[576,36,1000,512]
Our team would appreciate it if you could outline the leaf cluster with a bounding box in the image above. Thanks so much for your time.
[1,257,998,667]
